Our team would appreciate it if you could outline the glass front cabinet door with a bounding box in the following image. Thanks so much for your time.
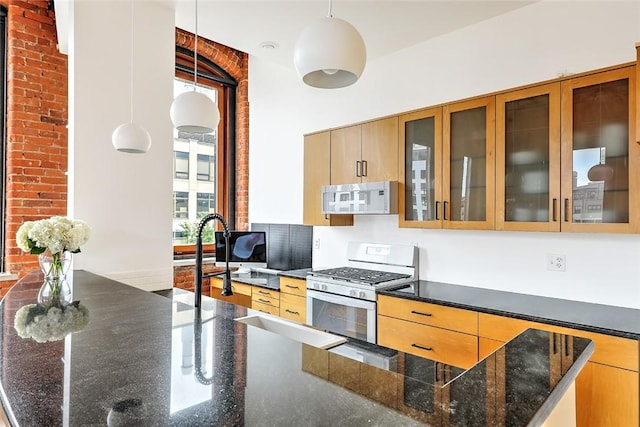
[496,83,561,231]
[399,107,443,228]
[560,66,639,233]
[443,96,496,230]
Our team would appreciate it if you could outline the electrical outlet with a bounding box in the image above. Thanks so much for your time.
[314,238,320,249]
[546,254,566,272]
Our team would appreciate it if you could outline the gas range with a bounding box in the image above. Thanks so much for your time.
[306,242,418,302]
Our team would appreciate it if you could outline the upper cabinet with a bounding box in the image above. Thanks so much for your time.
[443,96,496,230]
[330,117,399,185]
[496,83,561,232]
[560,66,638,233]
[303,132,353,227]
[399,97,496,230]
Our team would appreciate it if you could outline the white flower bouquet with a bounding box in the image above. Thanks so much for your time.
[14,302,89,343]
[16,216,90,255]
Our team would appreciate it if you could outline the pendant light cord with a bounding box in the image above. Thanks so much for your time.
[194,0,199,91]
[129,0,134,123]
[327,0,333,17]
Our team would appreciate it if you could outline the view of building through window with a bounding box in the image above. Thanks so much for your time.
[172,79,218,245]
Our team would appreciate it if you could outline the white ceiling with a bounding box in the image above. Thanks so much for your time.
[164,0,536,70]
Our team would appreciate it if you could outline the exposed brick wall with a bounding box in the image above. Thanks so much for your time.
[174,29,249,291]
[174,263,223,295]
[2,0,68,295]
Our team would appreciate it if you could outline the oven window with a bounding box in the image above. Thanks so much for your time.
[309,298,369,341]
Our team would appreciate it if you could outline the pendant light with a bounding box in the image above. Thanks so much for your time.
[112,0,151,154]
[169,0,220,134]
[294,0,366,89]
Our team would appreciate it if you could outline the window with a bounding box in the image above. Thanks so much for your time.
[174,151,189,179]
[197,192,215,217]
[174,191,189,219]
[197,154,214,182]
[173,40,239,253]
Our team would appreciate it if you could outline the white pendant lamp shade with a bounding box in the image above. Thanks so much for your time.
[112,122,152,154]
[170,90,220,134]
[294,16,366,89]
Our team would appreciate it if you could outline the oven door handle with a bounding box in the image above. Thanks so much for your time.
[306,289,376,310]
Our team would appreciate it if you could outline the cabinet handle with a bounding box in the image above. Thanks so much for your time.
[285,285,300,290]
[443,201,448,220]
[356,160,362,177]
[411,310,432,317]
[411,343,433,351]
[435,201,440,220]
[258,290,270,295]
[552,198,558,222]
[362,160,368,177]
[257,298,271,304]
[285,309,300,315]
[564,336,570,357]
[552,332,558,354]
[564,198,569,222]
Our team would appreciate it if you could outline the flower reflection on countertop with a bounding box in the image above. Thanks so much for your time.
[14,301,89,343]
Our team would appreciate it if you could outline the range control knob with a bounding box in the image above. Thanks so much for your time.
[358,291,366,299]
[321,284,328,291]
[349,289,357,297]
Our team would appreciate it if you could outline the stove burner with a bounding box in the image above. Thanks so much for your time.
[311,267,410,285]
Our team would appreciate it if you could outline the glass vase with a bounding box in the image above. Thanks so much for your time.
[38,251,72,306]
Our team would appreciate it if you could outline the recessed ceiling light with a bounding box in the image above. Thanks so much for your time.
[260,41,279,50]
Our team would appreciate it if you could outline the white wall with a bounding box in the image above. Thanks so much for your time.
[68,1,175,291]
[248,1,640,308]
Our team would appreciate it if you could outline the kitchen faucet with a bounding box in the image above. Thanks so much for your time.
[195,213,233,311]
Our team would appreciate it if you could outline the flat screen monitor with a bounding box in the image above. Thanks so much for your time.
[214,231,267,270]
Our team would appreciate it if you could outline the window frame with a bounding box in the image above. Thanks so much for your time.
[173,45,238,257]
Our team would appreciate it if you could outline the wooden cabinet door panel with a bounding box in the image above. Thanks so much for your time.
[378,315,478,369]
[361,117,399,182]
[330,125,362,185]
[378,295,478,335]
[576,361,639,427]
[279,277,307,297]
[280,292,306,323]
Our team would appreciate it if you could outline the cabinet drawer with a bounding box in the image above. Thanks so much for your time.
[378,315,478,369]
[252,294,280,309]
[210,278,252,296]
[280,293,306,323]
[280,277,307,297]
[253,287,279,300]
[252,300,279,316]
[210,287,252,308]
[378,295,478,335]
[478,313,639,371]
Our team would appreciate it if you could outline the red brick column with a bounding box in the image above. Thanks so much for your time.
[2,0,68,294]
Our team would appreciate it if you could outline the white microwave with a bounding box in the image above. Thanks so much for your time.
[321,181,398,215]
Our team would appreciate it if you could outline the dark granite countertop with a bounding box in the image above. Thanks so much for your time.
[228,271,280,290]
[379,281,640,340]
[0,270,593,426]
[278,268,312,280]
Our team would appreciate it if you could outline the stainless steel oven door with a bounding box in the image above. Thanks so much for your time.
[306,289,376,343]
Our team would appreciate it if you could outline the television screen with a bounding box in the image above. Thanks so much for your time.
[214,231,267,269]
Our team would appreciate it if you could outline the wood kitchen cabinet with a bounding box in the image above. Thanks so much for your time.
[478,312,640,427]
[330,117,399,185]
[496,83,562,231]
[210,278,252,308]
[377,295,478,369]
[251,286,280,315]
[398,99,496,230]
[278,277,306,323]
[560,66,639,233]
[303,131,353,226]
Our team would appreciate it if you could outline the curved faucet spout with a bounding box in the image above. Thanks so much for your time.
[195,213,233,311]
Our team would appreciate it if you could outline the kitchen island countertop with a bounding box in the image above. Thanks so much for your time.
[0,270,593,426]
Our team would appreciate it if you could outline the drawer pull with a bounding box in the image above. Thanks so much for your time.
[258,290,270,295]
[411,310,432,317]
[285,309,300,315]
[411,343,432,351]
[285,285,300,290]
[257,298,271,304]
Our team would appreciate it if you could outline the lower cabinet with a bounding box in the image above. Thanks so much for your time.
[251,287,280,315]
[210,278,252,308]
[279,277,307,323]
[478,312,640,427]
